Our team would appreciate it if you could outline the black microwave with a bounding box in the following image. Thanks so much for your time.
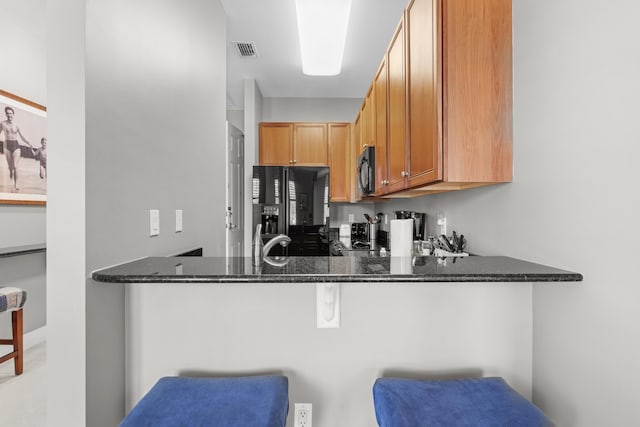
[357,146,375,196]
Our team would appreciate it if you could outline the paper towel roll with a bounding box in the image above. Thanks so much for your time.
[390,256,413,274]
[390,219,413,256]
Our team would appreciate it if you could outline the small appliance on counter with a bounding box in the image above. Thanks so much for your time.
[351,222,368,246]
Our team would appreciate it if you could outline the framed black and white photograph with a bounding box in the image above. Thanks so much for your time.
[0,89,47,205]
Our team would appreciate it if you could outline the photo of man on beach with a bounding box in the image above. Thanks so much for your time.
[0,90,46,203]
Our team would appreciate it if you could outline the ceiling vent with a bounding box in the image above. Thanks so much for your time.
[234,41,258,58]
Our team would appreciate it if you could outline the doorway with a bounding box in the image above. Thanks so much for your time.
[225,122,244,258]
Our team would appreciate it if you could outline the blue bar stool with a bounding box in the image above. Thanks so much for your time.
[120,375,289,427]
[373,377,552,427]
[0,287,27,375]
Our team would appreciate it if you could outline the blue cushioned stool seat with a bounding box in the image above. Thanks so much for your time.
[120,375,289,427]
[373,377,552,427]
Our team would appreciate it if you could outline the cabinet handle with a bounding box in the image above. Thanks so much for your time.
[401,171,408,177]
[362,144,368,148]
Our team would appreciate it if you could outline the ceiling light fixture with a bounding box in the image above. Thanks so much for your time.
[294,0,353,76]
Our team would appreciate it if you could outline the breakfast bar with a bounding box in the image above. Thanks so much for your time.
[92,255,582,284]
[92,255,581,425]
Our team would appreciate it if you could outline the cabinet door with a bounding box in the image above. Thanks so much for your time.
[406,0,442,186]
[293,123,328,165]
[328,123,351,202]
[259,123,293,165]
[353,114,362,201]
[362,87,375,150]
[386,20,407,193]
[374,59,389,196]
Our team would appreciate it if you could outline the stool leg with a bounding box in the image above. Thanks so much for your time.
[12,309,23,375]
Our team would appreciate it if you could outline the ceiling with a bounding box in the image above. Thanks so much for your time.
[221,0,408,110]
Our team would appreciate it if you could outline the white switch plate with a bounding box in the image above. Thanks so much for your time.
[149,210,160,236]
[317,284,340,328]
[294,403,312,427]
[348,213,354,222]
[175,209,183,232]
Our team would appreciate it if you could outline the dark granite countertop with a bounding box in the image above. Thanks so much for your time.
[0,243,46,258]
[92,255,582,284]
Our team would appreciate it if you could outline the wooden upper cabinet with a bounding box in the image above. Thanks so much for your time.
[259,123,293,165]
[352,114,362,202]
[260,121,352,201]
[293,123,328,166]
[361,87,375,150]
[406,0,441,187]
[374,59,389,196]
[328,123,351,202]
[386,19,407,194]
[441,0,512,184]
[357,0,512,198]
[259,122,329,166]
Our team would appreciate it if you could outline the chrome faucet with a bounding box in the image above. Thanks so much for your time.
[252,224,292,267]
[263,234,292,257]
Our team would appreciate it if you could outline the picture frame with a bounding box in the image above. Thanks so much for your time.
[0,89,47,205]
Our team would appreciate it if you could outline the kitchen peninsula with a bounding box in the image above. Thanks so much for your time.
[94,255,581,425]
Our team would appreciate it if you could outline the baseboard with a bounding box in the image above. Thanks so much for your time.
[24,326,46,349]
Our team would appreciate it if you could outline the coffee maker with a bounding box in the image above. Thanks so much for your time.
[394,210,427,241]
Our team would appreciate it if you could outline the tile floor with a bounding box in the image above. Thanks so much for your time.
[0,342,46,426]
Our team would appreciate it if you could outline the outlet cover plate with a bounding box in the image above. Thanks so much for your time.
[294,403,312,427]
[317,283,340,328]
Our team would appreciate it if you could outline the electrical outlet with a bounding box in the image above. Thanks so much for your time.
[436,212,447,236]
[348,213,354,222]
[294,403,312,427]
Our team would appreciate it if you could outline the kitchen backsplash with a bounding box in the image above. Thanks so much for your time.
[329,203,376,228]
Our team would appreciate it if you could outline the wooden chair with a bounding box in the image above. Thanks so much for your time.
[0,287,27,375]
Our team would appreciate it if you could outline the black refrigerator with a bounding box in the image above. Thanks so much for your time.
[252,166,330,256]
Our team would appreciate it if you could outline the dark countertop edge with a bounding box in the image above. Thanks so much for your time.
[92,273,584,284]
[0,244,47,258]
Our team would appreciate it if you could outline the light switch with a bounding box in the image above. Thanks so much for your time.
[175,209,183,232]
[149,210,160,236]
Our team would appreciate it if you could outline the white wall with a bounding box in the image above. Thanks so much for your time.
[263,97,361,122]
[129,282,533,427]
[48,0,228,426]
[243,79,263,255]
[0,0,47,225]
[375,1,640,424]
[47,0,86,425]
[0,0,47,335]
[226,109,244,132]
